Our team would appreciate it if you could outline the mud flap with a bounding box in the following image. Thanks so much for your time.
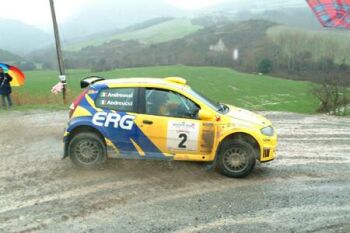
[62,142,68,159]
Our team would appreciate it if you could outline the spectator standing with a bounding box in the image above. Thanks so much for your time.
[0,67,13,108]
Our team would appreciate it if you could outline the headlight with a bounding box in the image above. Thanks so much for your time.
[261,126,274,136]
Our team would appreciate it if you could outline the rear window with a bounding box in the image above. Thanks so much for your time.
[95,88,135,112]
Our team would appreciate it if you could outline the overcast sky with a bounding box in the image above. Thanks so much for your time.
[0,0,88,28]
[0,0,226,29]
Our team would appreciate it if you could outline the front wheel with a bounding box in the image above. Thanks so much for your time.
[68,132,107,168]
[216,140,256,178]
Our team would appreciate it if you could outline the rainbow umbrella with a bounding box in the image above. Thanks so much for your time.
[0,63,25,86]
[307,0,350,29]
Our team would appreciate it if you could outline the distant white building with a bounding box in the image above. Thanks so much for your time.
[209,39,227,52]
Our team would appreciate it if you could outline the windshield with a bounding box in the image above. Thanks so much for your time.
[185,87,228,113]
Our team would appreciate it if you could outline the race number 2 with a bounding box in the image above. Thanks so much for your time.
[167,121,199,151]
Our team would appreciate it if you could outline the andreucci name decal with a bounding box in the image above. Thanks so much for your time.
[92,112,135,130]
[101,92,133,98]
[100,100,133,107]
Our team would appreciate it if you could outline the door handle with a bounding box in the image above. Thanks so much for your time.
[143,120,153,125]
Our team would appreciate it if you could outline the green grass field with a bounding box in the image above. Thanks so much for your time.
[66,19,202,51]
[10,66,319,114]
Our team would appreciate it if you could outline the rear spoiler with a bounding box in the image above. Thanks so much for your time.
[80,76,105,88]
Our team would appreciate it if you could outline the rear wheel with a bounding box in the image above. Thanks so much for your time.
[68,132,107,168]
[217,140,256,178]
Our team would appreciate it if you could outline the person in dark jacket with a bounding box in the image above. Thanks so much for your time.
[0,67,13,108]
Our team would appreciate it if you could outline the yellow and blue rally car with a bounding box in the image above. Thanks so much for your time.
[63,76,277,178]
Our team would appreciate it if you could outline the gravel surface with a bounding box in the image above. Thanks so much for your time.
[0,110,349,233]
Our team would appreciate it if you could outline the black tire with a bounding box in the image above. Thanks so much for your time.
[68,132,107,168]
[216,140,256,178]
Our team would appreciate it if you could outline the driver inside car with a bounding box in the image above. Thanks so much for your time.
[147,91,179,116]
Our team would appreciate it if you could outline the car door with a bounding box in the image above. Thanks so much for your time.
[135,87,211,160]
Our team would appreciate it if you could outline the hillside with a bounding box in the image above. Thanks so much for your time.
[59,0,187,40]
[14,66,318,113]
[65,7,320,52]
[58,20,276,70]
[64,17,174,47]
[0,19,51,54]
[31,19,272,69]
[29,18,350,86]
[57,0,312,40]
[252,8,321,30]
[66,18,202,51]
[267,25,350,63]
[0,49,24,63]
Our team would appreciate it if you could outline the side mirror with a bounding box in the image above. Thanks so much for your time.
[198,109,215,121]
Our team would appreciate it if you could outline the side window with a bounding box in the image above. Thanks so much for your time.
[145,88,200,119]
[96,88,136,112]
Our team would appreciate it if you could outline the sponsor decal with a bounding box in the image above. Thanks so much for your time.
[87,90,98,94]
[167,121,199,151]
[98,90,134,108]
[100,100,133,107]
[92,112,135,130]
[101,92,133,98]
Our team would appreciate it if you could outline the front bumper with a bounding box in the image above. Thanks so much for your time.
[259,135,277,162]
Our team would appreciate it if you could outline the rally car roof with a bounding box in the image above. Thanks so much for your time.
[94,77,188,89]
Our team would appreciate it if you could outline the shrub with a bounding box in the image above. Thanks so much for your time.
[258,58,273,74]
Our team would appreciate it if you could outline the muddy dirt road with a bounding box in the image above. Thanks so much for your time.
[0,110,349,233]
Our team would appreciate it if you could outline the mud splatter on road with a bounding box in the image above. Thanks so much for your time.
[0,110,349,233]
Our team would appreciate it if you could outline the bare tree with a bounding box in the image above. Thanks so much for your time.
[313,73,349,115]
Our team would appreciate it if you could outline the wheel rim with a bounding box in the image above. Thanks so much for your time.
[73,139,101,165]
[222,147,249,173]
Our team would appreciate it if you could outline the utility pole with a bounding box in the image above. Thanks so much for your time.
[49,0,67,104]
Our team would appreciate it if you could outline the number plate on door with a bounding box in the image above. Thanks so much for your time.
[167,121,199,151]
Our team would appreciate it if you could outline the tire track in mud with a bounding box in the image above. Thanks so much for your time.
[174,204,350,233]
[0,111,350,232]
[266,112,350,169]
[42,177,350,233]
[1,172,347,233]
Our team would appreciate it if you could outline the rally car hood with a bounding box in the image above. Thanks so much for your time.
[225,105,271,127]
